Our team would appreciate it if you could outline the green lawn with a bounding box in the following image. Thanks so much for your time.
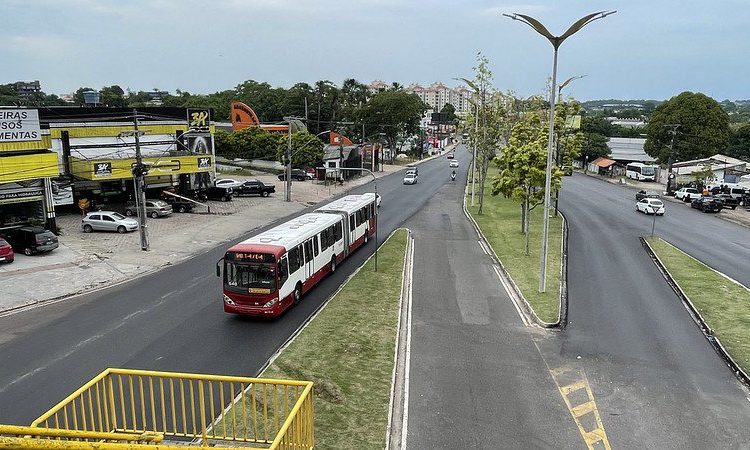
[646,237,750,374]
[468,174,563,324]
[223,229,408,449]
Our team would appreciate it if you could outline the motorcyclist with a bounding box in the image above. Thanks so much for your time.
[451,170,456,182]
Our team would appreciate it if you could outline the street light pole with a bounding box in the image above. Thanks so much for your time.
[504,10,616,293]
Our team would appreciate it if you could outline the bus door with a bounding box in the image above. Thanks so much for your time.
[304,239,314,281]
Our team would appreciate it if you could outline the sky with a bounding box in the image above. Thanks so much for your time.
[2,0,749,101]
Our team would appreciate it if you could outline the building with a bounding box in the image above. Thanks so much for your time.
[0,107,217,233]
[367,80,389,94]
[671,154,748,184]
[606,138,655,164]
[12,81,42,100]
[587,157,617,176]
[322,144,362,180]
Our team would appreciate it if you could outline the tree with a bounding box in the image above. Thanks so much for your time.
[440,103,457,123]
[726,124,750,160]
[276,132,324,167]
[645,91,730,164]
[358,90,427,158]
[213,129,234,158]
[581,115,612,161]
[492,113,562,255]
[691,164,715,184]
[100,85,125,107]
[229,127,284,160]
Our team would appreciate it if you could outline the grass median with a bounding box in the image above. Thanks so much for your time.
[646,236,750,374]
[222,229,408,449]
[468,174,563,323]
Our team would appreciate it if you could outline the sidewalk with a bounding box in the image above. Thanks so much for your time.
[0,167,401,313]
[581,170,750,228]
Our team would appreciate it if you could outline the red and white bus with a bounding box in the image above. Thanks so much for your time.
[218,194,377,317]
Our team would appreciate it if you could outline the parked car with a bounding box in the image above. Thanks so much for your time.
[162,196,195,213]
[82,211,139,234]
[561,165,573,176]
[635,198,665,215]
[215,178,244,189]
[635,190,660,201]
[1,227,58,255]
[403,173,418,185]
[277,169,308,181]
[235,180,276,197]
[713,193,739,210]
[197,186,233,202]
[124,200,173,218]
[0,237,14,263]
[691,196,723,213]
[449,160,459,168]
[406,166,419,176]
[675,187,701,202]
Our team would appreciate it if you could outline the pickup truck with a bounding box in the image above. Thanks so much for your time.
[713,193,740,210]
[234,180,275,197]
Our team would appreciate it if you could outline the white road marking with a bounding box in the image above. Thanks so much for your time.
[400,236,415,449]
[493,266,530,327]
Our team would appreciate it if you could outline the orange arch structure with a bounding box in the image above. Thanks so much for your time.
[330,131,353,146]
[231,101,288,133]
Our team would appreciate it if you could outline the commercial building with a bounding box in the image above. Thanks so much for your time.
[367,81,475,115]
[12,81,42,100]
[0,107,216,233]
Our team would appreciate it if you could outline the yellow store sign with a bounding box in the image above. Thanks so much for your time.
[0,152,60,183]
[69,155,213,180]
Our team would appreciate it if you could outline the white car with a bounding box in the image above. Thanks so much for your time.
[449,160,459,168]
[215,178,244,189]
[376,194,382,207]
[403,173,418,185]
[82,211,139,233]
[674,187,701,202]
[636,198,665,215]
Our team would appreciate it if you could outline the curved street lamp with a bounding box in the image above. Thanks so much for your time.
[504,10,616,293]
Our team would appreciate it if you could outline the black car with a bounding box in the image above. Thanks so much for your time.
[713,193,739,210]
[636,190,660,201]
[277,169,307,181]
[163,197,195,213]
[691,196,723,213]
[196,186,233,202]
[235,180,276,197]
[1,226,59,255]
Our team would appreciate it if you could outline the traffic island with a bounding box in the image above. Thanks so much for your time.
[644,236,750,382]
[467,187,564,325]
[220,229,409,448]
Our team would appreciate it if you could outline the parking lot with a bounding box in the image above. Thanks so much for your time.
[0,169,400,312]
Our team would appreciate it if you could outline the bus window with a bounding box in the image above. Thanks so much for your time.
[304,240,313,263]
[313,237,319,256]
[349,215,355,231]
[334,221,343,241]
[288,246,301,273]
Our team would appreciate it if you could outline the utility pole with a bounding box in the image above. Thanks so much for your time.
[132,109,149,251]
[286,124,292,202]
[304,97,309,124]
[665,124,680,194]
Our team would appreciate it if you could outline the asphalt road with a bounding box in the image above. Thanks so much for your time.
[405,148,582,447]
[552,173,750,447]
[0,151,452,425]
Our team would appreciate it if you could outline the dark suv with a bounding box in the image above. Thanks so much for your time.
[235,180,276,197]
[277,169,308,181]
[196,186,233,202]
[691,196,723,213]
[1,226,59,255]
[713,193,739,210]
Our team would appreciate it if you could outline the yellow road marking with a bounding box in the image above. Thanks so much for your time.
[571,401,596,418]
[550,369,612,450]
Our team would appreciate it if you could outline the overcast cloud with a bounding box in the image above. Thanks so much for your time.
[1,0,749,101]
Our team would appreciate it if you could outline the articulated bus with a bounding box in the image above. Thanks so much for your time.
[626,162,658,181]
[218,194,377,317]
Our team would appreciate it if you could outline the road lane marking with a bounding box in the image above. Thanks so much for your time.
[399,233,415,450]
[492,266,530,326]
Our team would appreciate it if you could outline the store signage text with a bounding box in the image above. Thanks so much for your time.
[0,109,41,143]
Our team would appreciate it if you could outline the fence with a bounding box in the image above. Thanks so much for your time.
[1,368,314,449]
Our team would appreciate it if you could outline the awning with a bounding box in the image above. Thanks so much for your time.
[0,151,60,183]
[591,157,617,168]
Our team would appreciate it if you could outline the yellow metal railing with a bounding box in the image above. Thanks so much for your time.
[0,368,314,449]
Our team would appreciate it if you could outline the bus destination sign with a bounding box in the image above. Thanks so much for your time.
[228,252,275,263]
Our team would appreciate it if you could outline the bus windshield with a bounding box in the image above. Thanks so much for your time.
[225,262,276,291]
[641,166,655,176]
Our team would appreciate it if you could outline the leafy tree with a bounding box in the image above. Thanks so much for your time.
[228,126,284,160]
[492,113,562,255]
[358,90,427,159]
[726,124,750,160]
[645,91,730,165]
[581,132,610,161]
[440,103,457,123]
[213,129,233,158]
[277,132,324,167]
[100,85,125,107]
[691,164,715,184]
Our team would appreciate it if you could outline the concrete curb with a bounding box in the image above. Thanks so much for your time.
[461,180,567,329]
[386,230,414,450]
[640,236,750,388]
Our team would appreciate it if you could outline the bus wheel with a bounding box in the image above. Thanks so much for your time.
[293,283,302,305]
[330,257,337,274]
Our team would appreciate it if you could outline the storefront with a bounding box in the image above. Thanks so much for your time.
[0,108,61,232]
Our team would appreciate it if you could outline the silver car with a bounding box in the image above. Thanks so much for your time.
[125,200,173,218]
[82,211,139,234]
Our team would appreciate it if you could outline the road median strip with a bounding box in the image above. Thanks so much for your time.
[464,171,566,326]
[643,236,750,385]
[216,229,410,448]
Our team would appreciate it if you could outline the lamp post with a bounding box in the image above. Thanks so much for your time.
[504,10,615,293]
[453,77,481,206]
